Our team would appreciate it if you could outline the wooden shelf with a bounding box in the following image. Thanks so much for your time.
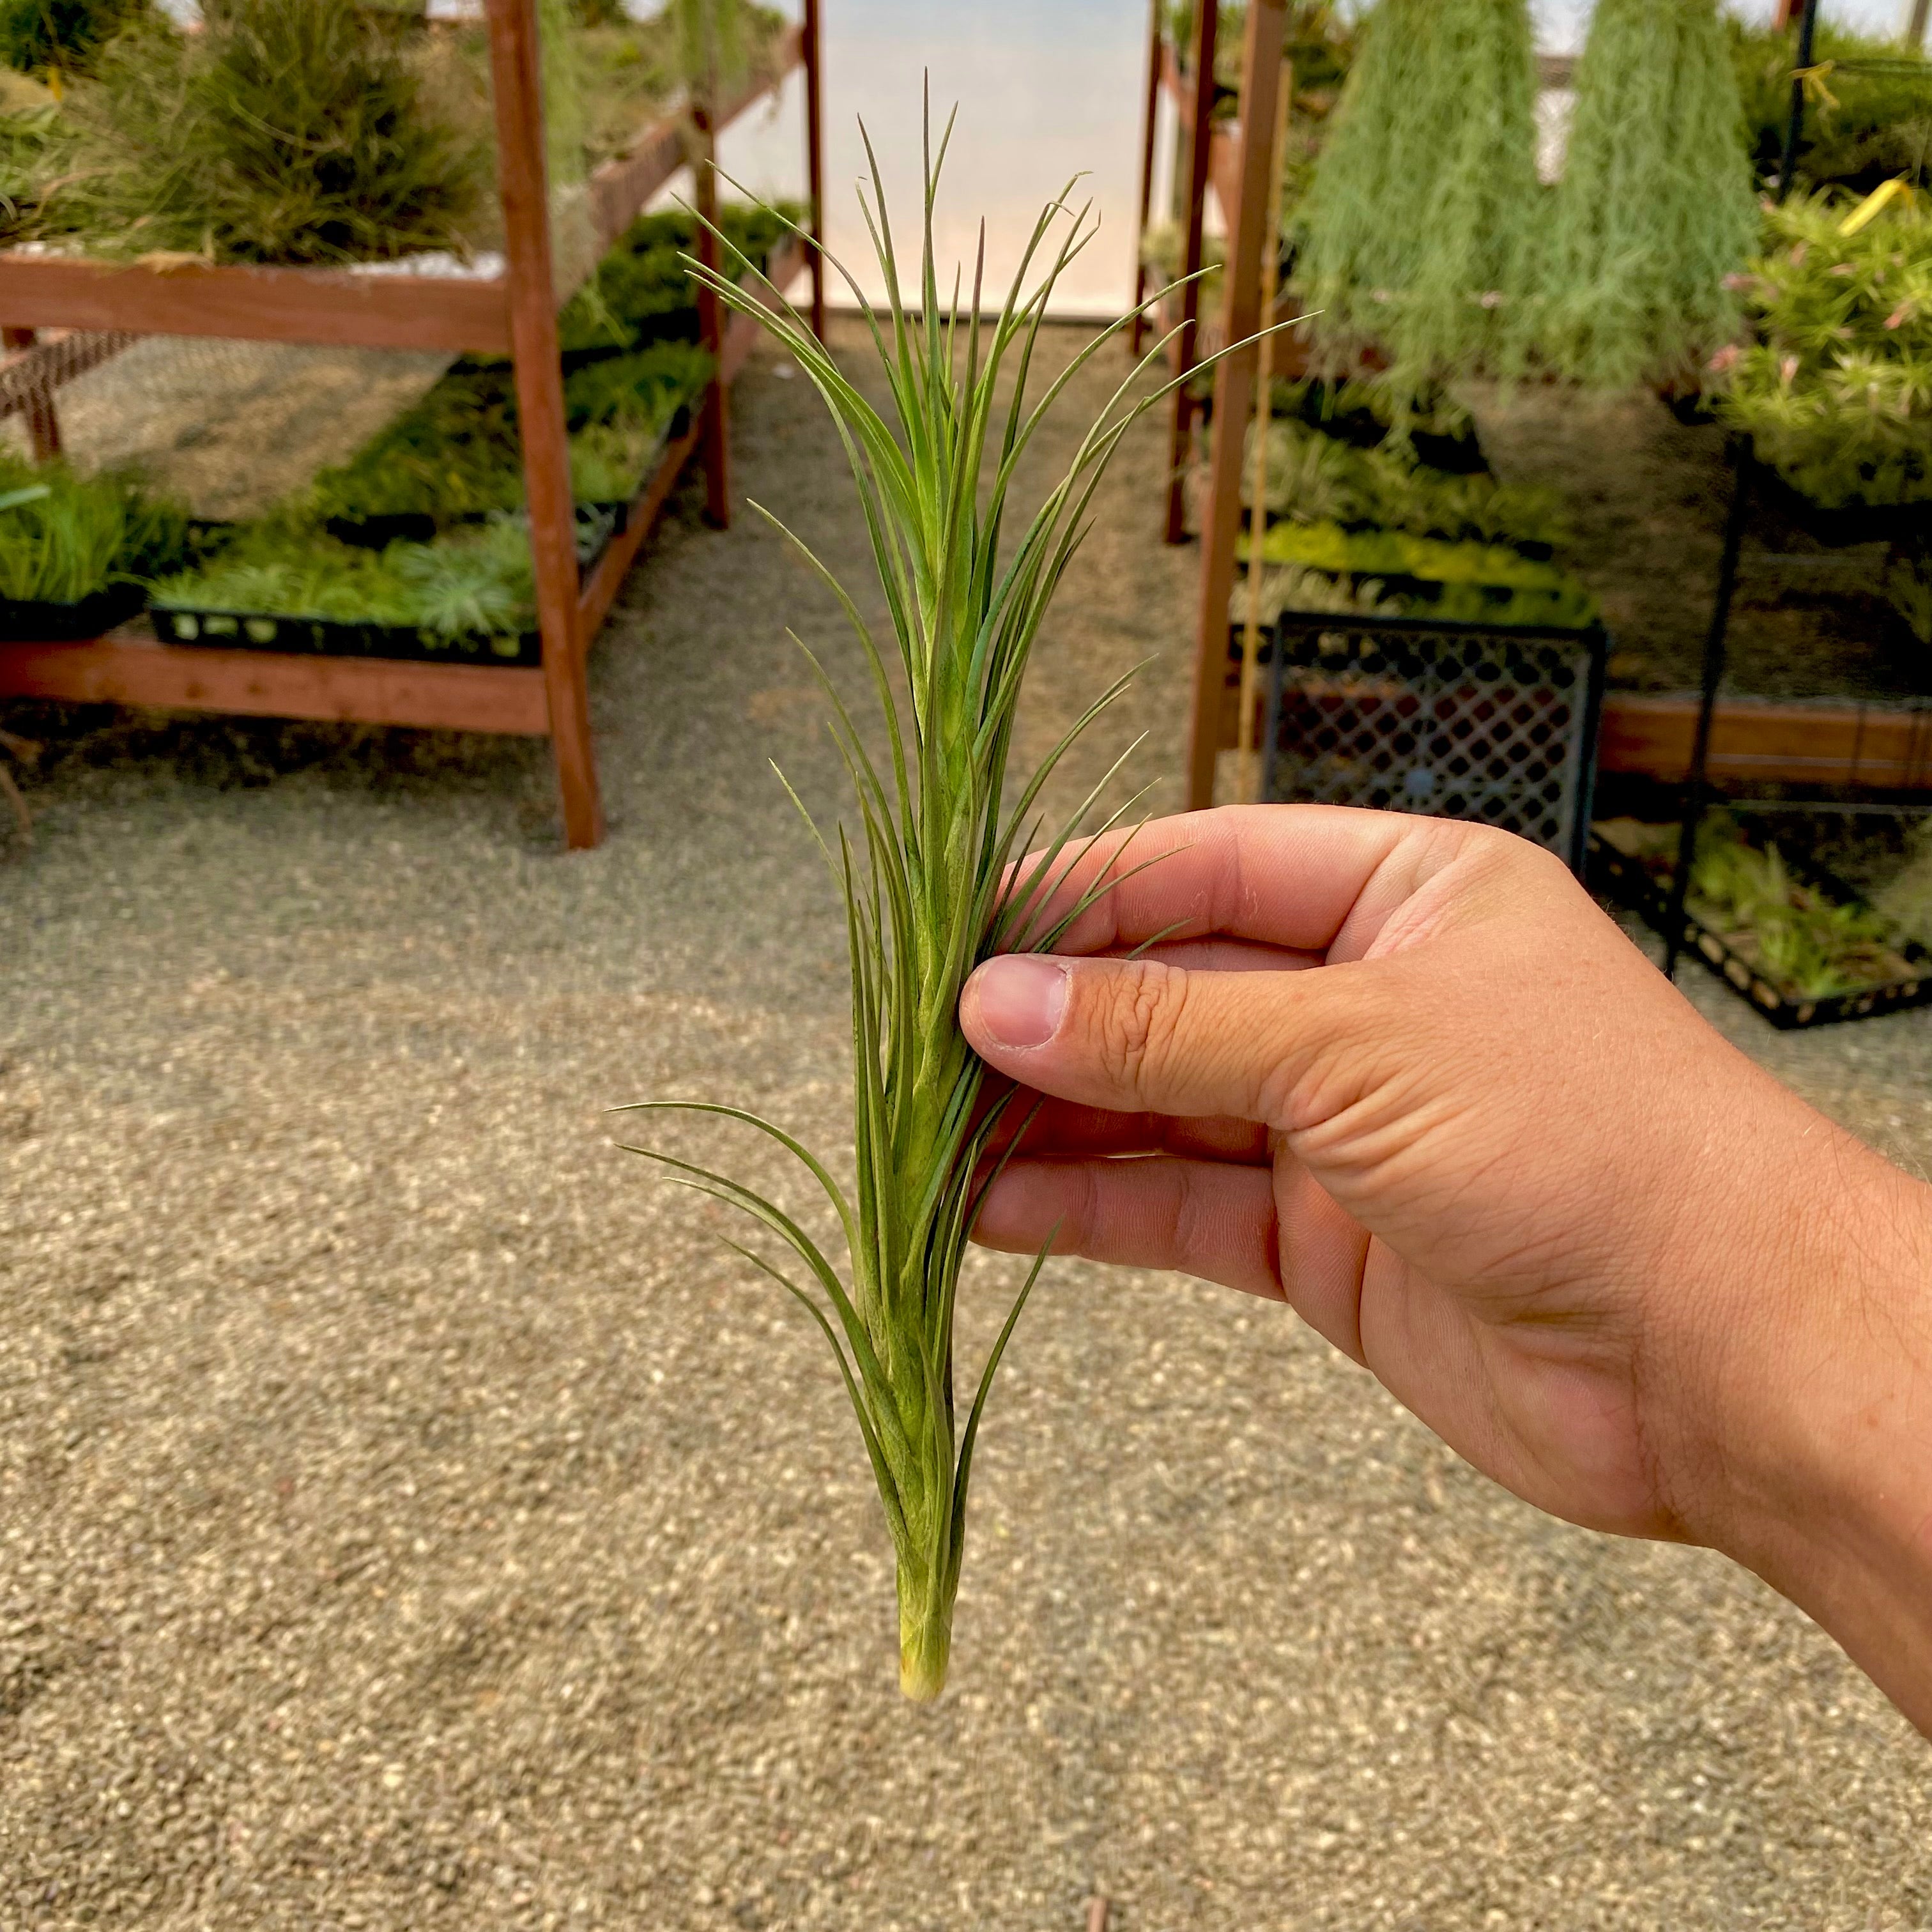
[0,239,811,736]
[576,234,806,644]
[0,634,549,733]
[1597,693,1932,790]
[589,26,804,256]
[0,0,826,849]
[0,27,804,356]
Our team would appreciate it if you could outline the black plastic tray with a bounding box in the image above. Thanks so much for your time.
[1747,459,1932,551]
[150,605,542,668]
[1590,832,1932,1030]
[0,581,147,640]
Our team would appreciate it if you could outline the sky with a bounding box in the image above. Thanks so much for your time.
[707,0,1923,315]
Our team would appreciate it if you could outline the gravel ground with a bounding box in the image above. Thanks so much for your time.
[4,322,1931,1932]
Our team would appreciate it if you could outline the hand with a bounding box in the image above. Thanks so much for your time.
[959,806,1932,1735]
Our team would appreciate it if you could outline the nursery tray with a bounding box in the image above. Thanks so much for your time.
[1747,459,1932,551]
[0,582,148,641]
[321,503,618,562]
[1590,827,1932,1030]
[150,606,544,669]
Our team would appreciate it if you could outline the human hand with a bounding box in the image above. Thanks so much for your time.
[959,806,1932,1733]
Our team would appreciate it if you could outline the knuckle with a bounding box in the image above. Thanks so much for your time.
[1089,959,1188,1096]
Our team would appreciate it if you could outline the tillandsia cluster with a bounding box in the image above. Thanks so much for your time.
[618,118,1256,1702]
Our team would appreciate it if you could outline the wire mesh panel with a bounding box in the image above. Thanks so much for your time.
[1259,615,1608,873]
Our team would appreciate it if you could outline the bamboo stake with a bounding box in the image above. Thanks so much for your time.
[1236,68,1291,802]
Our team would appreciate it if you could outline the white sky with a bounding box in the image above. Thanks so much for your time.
[716,0,1925,318]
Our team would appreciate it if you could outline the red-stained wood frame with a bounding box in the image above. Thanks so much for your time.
[1184,0,1287,809]
[0,0,827,851]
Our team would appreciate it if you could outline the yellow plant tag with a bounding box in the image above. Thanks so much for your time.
[1839,176,1914,238]
[1792,61,1839,111]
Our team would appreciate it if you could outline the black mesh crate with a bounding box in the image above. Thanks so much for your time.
[1256,614,1608,874]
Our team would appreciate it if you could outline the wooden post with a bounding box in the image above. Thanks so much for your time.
[1165,0,1218,544]
[802,0,827,342]
[1236,72,1291,804]
[1130,0,1162,357]
[691,91,733,528]
[1183,0,1287,812]
[1,327,61,461]
[487,0,603,851]
[1911,0,1931,50]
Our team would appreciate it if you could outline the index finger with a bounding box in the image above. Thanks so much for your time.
[1000,802,1476,963]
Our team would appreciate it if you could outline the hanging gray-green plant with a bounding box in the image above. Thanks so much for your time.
[1289,0,1542,395]
[1524,0,1758,388]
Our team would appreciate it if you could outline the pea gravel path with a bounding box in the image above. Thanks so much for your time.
[4,324,1931,1932]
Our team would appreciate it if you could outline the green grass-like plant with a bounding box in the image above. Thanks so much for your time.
[618,124,1241,1701]
[50,0,484,266]
[148,514,536,643]
[1526,0,1758,389]
[1242,413,1570,552]
[0,0,148,83]
[301,342,712,528]
[0,451,186,604]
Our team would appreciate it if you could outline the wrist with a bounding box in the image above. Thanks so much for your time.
[1674,1134,1932,1735]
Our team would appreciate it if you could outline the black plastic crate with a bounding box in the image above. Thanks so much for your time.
[1255,613,1607,874]
[0,581,147,641]
[1590,827,1932,1030]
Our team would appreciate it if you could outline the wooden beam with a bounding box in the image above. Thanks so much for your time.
[1599,694,1932,789]
[489,0,602,850]
[1130,0,1163,356]
[585,24,806,257]
[1166,0,1218,544]
[576,422,704,645]
[0,636,549,733]
[1184,0,1287,811]
[0,254,514,354]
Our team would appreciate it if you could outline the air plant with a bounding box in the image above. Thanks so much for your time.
[617,119,1261,1701]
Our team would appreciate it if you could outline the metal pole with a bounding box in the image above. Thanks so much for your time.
[1775,0,1822,204]
[1664,441,1752,982]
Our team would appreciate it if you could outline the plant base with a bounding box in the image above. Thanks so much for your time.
[897,1579,953,1704]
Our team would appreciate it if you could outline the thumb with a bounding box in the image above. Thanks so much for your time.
[958,950,1400,1130]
